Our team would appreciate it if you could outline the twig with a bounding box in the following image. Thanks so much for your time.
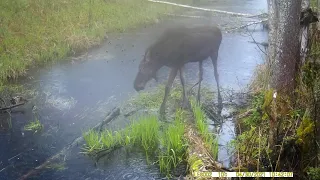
[226,19,268,33]
[147,0,261,18]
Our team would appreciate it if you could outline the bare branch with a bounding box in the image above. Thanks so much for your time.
[0,102,26,111]
[226,19,268,33]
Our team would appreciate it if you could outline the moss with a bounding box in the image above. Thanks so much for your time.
[307,167,320,180]
[296,108,315,151]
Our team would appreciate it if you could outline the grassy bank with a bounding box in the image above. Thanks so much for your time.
[82,84,220,178]
[0,0,191,85]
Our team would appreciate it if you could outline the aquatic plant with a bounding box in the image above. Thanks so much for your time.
[24,118,44,134]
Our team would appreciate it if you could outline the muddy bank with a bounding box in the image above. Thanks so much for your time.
[0,0,267,179]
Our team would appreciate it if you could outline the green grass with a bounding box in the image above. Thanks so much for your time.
[24,118,43,133]
[100,130,123,149]
[82,129,101,154]
[190,99,219,160]
[82,110,187,177]
[158,109,187,176]
[0,0,192,85]
[130,115,160,161]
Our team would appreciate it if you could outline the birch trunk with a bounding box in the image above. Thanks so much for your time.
[300,0,310,64]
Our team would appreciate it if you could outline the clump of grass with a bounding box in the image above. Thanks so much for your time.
[24,118,43,133]
[82,110,188,177]
[158,109,187,176]
[82,114,160,159]
[100,130,123,150]
[190,99,219,160]
[129,115,160,161]
[82,129,101,154]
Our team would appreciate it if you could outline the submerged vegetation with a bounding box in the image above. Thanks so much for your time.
[24,118,43,133]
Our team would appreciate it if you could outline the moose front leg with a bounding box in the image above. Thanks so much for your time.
[160,68,178,118]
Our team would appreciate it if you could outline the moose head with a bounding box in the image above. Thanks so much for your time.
[133,50,159,91]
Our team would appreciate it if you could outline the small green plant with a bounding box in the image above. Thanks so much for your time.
[24,118,43,133]
[188,154,204,172]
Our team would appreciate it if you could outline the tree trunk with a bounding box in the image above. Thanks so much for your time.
[267,0,279,87]
[267,0,302,150]
[318,0,320,30]
[270,0,302,95]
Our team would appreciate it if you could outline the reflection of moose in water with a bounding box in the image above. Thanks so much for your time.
[133,25,223,117]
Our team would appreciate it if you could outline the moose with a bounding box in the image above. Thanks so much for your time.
[133,25,223,116]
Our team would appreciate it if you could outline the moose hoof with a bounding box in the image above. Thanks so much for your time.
[159,107,166,118]
[181,100,191,110]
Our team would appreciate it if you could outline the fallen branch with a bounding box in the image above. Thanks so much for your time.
[148,0,261,18]
[0,96,28,111]
[0,102,26,111]
[226,19,268,32]
[18,107,120,180]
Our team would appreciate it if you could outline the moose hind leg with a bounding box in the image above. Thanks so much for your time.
[210,52,223,115]
[197,61,203,105]
[179,66,190,109]
[160,68,178,117]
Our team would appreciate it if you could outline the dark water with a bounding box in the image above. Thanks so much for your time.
[0,0,267,179]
